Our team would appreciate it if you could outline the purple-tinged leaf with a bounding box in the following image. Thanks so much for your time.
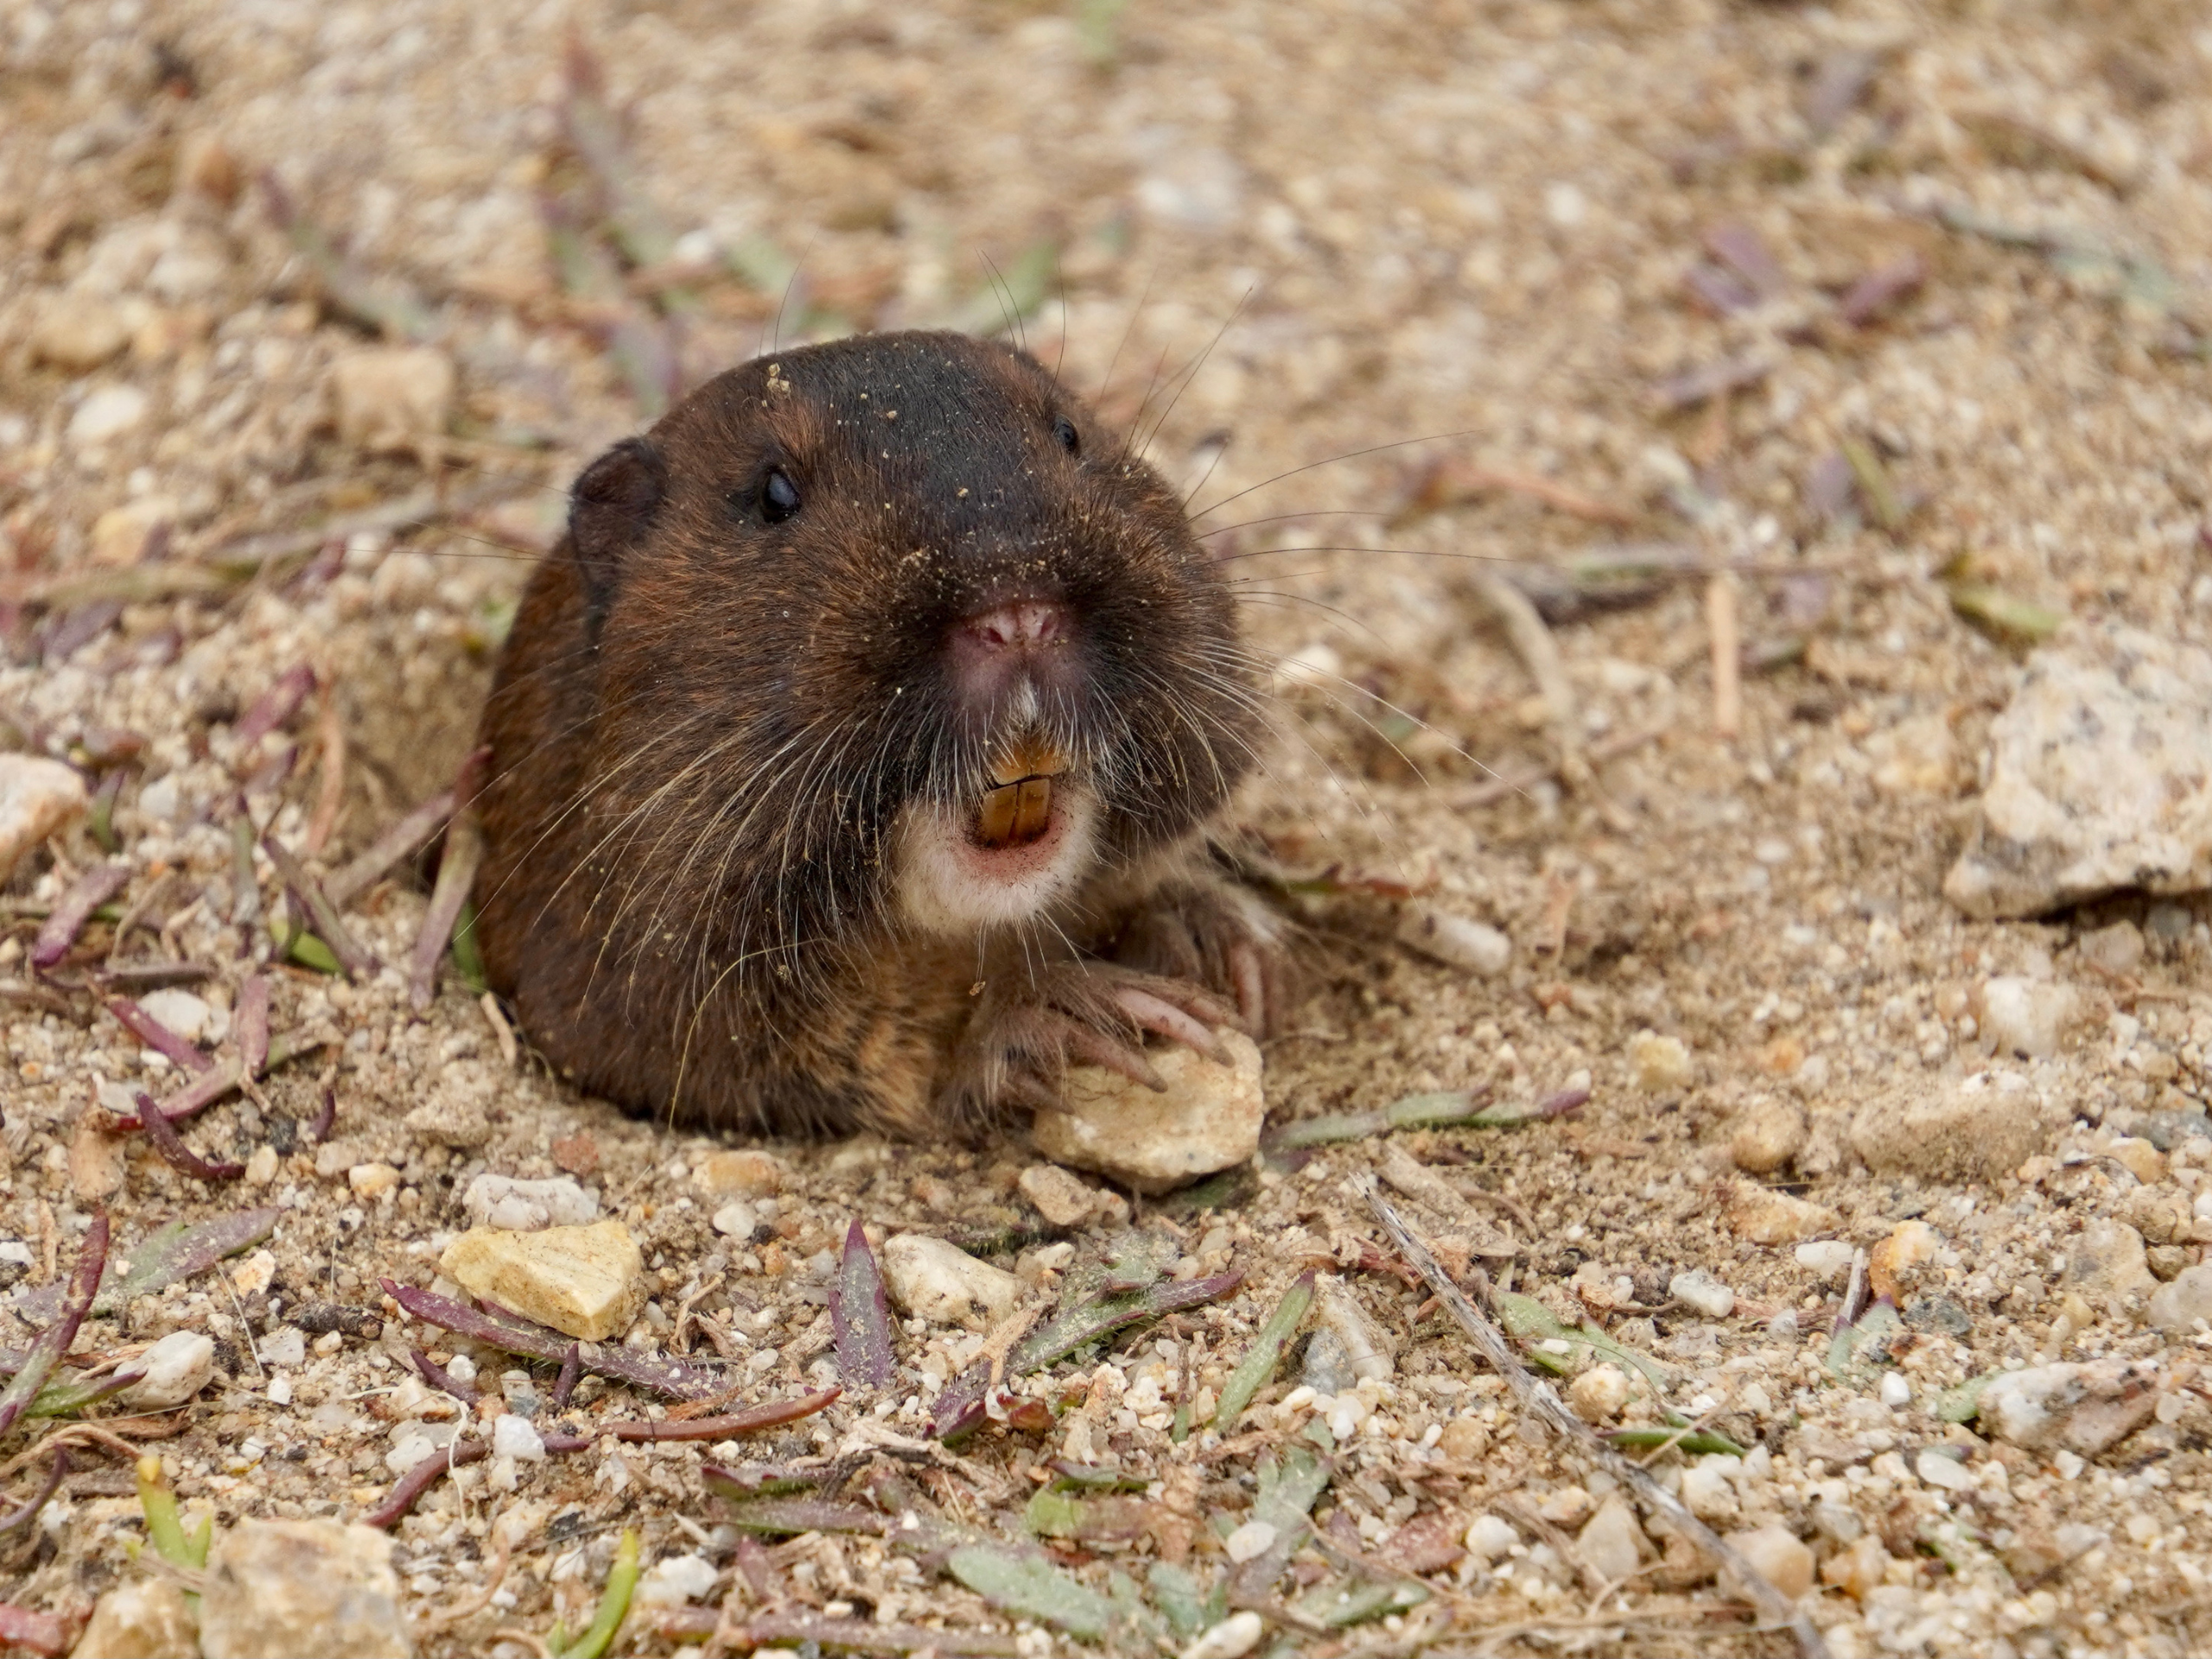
[382,1280,722,1400]
[30,862,130,969]
[0,1448,66,1532]
[228,815,261,926]
[235,975,269,1077]
[1650,355,1772,413]
[728,1614,1020,1658]
[28,1364,144,1419]
[408,817,482,1011]
[709,1492,890,1537]
[0,1601,70,1658]
[606,1389,838,1441]
[105,997,213,1074]
[1704,221,1786,299]
[99,960,214,992]
[698,1463,823,1501]
[308,1085,336,1143]
[259,173,435,343]
[260,835,378,978]
[1806,46,1879,135]
[551,1340,582,1410]
[1685,264,1758,316]
[830,1221,894,1389]
[930,1269,1243,1440]
[410,1347,479,1406]
[1803,450,1857,524]
[234,664,317,748]
[14,1209,282,1323]
[1837,251,1926,327]
[132,1092,243,1182]
[365,1438,486,1529]
[325,777,456,909]
[118,1027,314,1130]
[0,1211,108,1440]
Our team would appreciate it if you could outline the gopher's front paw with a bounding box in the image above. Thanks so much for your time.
[939,961,1236,1126]
[1110,879,1287,1038]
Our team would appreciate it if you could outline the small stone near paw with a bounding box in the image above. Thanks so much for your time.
[1033,1027,1264,1195]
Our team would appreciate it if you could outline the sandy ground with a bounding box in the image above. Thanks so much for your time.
[5,1,2212,1655]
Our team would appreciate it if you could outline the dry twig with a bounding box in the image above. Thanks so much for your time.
[1357,1176,1830,1659]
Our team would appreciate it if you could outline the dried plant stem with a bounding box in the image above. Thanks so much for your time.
[1357,1177,1829,1659]
[1471,571,1584,788]
[1707,572,1742,739]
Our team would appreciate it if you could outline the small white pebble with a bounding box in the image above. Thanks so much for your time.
[1916,1448,1974,1492]
[1669,1268,1735,1319]
[1464,1514,1518,1563]
[1181,1609,1264,1659]
[712,1200,757,1238]
[1879,1373,1912,1408]
[1224,1520,1277,1564]
[493,1414,545,1462]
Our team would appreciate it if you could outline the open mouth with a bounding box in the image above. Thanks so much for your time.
[973,738,1068,850]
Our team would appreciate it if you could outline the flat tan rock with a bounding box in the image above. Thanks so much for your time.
[0,756,89,885]
[438,1218,645,1341]
[70,1579,195,1659]
[1034,1029,1264,1195]
[199,1519,410,1658]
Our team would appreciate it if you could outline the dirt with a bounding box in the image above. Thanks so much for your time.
[4,1,2212,1656]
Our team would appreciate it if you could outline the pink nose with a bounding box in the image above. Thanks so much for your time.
[962,601,1070,653]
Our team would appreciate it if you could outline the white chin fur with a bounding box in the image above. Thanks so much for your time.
[894,789,1096,936]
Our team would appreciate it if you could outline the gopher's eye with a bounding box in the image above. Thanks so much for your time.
[1052,416,1080,456]
[761,468,801,524]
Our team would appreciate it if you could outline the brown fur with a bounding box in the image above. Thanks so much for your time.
[474,331,1278,1136]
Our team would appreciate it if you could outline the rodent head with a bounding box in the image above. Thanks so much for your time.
[557,329,1258,990]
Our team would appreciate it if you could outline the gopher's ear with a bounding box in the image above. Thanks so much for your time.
[569,437,667,637]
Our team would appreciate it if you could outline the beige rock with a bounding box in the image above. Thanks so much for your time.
[2148,1265,2212,1332]
[695,1149,784,1198]
[403,1096,493,1149]
[0,757,90,884]
[2106,1137,2164,1185]
[128,1331,215,1410]
[1575,1497,1650,1586]
[348,1162,401,1199]
[1724,1183,1839,1245]
[1034,1029,1264,1195]
[881,1234,1022,1328]
[32,291,131,372]
[199,1519,410,1658]
[1629,1029,1693,1092]
[1973,976,2081,1059]
[439,1219,645,1341]
[69,385,150,447]
[88,498,175,566]
[1946,621,2212,918]
[1820,1533,1891,1600]
[1018,1162,1116,1228]
[1395,904,1511,976]
[68,1112,127,1204]
[329,346,454,454]
[1723,1524,1815,1601]
[70,1578,195,1659]
[1729,1096,1806,1174]
[1567,1363,1631,1422]
[2065,1218,2154,1310]
[1866,715,1957,796]
[1848,1071,2063,1182]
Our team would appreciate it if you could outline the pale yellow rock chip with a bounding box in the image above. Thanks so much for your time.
[439,1218,646,1341]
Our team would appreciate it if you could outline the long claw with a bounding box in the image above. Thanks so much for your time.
[1228,941,1266,1036]
[1111,987,1227,1062]
[1060,1021,1166,1090]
